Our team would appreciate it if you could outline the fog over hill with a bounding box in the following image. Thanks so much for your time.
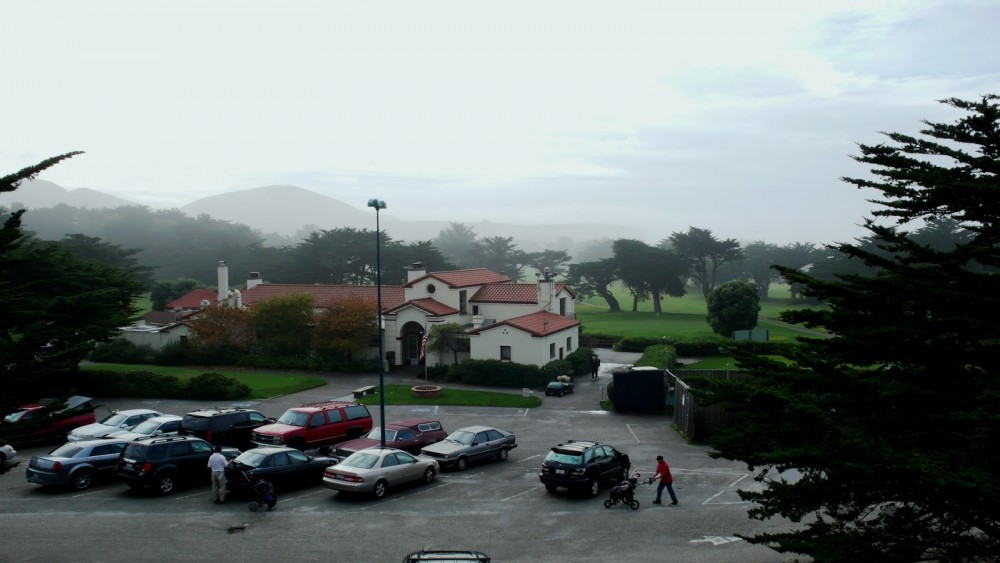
[5,180,644,250]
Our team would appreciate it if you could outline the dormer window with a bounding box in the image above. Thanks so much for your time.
[426,283,436,294]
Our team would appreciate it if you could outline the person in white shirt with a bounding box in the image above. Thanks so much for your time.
[207,445,228,504]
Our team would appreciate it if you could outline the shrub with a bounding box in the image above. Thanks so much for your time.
[153,341,199,366]
[448,359,548,388]
[88,339,156,364]
[634,344,675,369]
[616,336,666,353]
[541,359,573,380]
[181,372,251,400]
[565,347,594,377]
[673,337,730,356]
[425,365,449,381]
[77,370,182,398]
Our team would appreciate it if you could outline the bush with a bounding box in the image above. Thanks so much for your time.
[616,336,666,353]
[425,365,449,381]
[565,347,594,377]
[634,344,675,369]
[153,341,199,366]
[447,359,548,388]
[541,359,573,380]
[88,339,156,364]
[673,337,730,356]
[182,372,251,400]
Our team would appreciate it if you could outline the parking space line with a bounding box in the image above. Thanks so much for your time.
[702,472,751,505]
[627,424,640,443]
[359,482,449,510]
[501,486,540,502]
[175,491,207,501]
[515,454,541,464]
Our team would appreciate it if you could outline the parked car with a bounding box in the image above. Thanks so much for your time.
[322,447,439,499]
[108,415,183,442]
[545,381,574,397]
[225,446,337,494]
[402,551,491,562]
[180,408,272,450]
[26,438,127,491]
[419,426,517,471]
[252,401,372,451]
[115,435,239,495]
[2,396,96,444]
[333,419,447,460]
[68,408,162,442]
[538,440,631,497]
[1,444,16,464]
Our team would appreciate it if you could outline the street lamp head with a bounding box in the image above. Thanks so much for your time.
[367,199,387,210]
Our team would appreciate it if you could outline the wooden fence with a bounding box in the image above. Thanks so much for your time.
[668,369,745,443]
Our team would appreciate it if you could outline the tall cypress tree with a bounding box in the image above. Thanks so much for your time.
[700,96,1000,561]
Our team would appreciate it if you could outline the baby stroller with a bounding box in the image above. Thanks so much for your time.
[245,471,277,512]
[604,472,646,510]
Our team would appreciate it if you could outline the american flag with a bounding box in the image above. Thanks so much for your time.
[419,332,428,360]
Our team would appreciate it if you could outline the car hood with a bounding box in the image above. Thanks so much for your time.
[107,431,148,441]
[335,437,379,452]
[69,423,119,438]
[253,423,300,435]
[420,440,468,456]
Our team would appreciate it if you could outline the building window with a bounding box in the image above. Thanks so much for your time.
[549,343,556,358]
[560,297,567,316]
[500,346,512,361]
[566,336,572,351]
[472,305,479,315]
[460,290,468,314]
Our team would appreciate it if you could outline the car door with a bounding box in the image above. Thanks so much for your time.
[469,431,492,461]
[596,446,619,481]
[91,442,127,474]
[187,440,214,483]
[393,429,418,453]
[380,452,403,485]
[286,449,321,483]
[393,452,422,483]
[265,451,291,486]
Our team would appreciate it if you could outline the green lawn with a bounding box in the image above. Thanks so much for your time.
[80,363,327,399]
[356,385,541,408]
[576,283,821,342]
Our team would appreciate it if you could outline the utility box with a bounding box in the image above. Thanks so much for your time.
[612,366,666,412]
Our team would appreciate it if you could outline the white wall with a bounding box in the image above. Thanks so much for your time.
[470,325,580,367]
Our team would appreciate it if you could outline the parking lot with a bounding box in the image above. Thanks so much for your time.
[0,363,796,562]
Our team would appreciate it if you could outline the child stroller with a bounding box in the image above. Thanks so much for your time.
[244,471,277,512]
[604,472,645,510]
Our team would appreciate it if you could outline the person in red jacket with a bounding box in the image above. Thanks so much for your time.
[652,455,678,505]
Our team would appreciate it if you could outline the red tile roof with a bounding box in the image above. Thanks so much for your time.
[469,310,580,337]
[165,289,218,310]
[241,284,405,312]
[471,283,575,304]
[389,298,460,316]
[404,268,510,288]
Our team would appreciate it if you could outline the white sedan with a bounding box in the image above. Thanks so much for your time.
[322,447,439,499]
[1,444,15,464]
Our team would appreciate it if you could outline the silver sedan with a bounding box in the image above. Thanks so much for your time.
[26,438,128,490]
[322,447,439,499]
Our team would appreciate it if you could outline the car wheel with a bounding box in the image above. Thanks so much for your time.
[373,480,388,499]
[156,473,176,495]
[588,479,600,497]
[497,447,509,462]
[559,390,564,397]
[456,457,468,471]
[71,469,93,491]
[544,484,558,494]
[629,499,640,510]
[423,467,436,484]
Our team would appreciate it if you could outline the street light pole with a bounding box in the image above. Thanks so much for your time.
[367,198,387,448]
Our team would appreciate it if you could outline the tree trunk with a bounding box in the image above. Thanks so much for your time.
[598,290,621,312]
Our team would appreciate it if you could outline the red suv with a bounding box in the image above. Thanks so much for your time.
[252,401,372,451]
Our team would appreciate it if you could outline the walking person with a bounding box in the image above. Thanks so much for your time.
[590,354,601,379]
[652,455,678,505]
[208,445,228,504]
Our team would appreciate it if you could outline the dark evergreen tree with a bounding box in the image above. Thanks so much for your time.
[663,227,744,300]
[564,259,621,312]
[700,95,1000,561]
[2,153,146,407]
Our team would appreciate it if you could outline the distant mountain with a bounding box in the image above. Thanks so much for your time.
[4,181,644,247]
[180,184,371,235]
[1,179,136,209]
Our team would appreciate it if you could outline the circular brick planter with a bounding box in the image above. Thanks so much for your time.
[411,385,442,399]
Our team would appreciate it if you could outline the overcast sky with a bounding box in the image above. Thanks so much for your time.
[3,1,998,246]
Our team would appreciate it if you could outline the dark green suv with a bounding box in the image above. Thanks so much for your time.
[538,440,630,497]
[115,435,238,494]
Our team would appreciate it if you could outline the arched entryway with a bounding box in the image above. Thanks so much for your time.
[400,321,426,367]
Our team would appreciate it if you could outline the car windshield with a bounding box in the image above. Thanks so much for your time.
[49,444,84,458]
[4,410,28,422]
[130,419,162,434]
[364,428,397,441]
[545,450,583,464]
[446,430,475,445]
[277,410,310,427]
[234,450,268,468]
[341,452,379,469]
[100,413,129,426]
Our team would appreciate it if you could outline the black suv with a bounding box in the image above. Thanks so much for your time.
[180,408,272,449]
[115,435,239,494]
[539,440,630,497]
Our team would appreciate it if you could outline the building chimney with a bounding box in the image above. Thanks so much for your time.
[537,267,554,311]
[247,271,263,290]
[407,262,427,282]
[217,261,229,305]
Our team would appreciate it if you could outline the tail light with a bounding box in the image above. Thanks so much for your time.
[141,462,152,473]
[205,431,212,443]
[52,461,62,471]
